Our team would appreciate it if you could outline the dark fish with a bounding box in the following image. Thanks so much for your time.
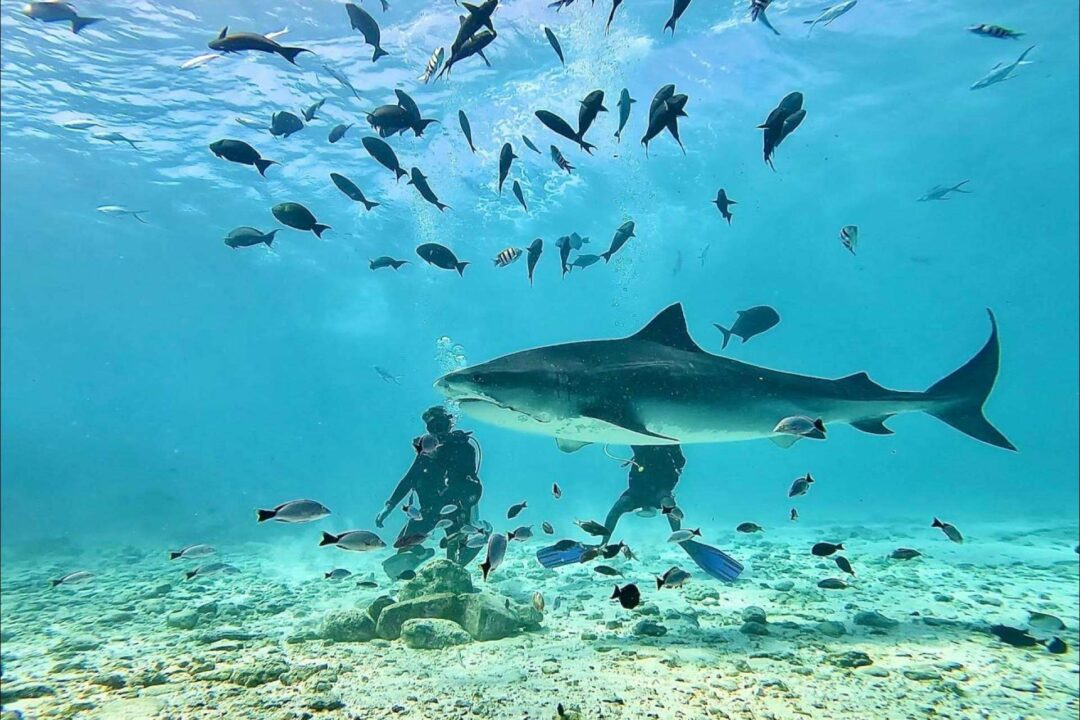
[656,566,691,589]
[931,518,964,543]
[552,482,562,499]
[269,111,304,138]
[480,531,508,581]
[580,546,602,563]
[641,88,688,155]
[328,123,353,143]
[330,173,379,210]
[302,98,326,122]
[550,145,574,173]
[325,568,352,580]
[812,542,844,557]
[368,105,414,138]
[511,181,528,211]
[990,624,1041,647]
[394,533,428,549]
[394,89,438,136]
[440,29,497,77]
[1046,637,1068,654]
[494,247,523,267]
[522,135,541,153]
[498,143,517,194]
[568,254,601,270]
[600,220,635,262]
[397,569,416,581]
[759,92,803,168]
[374,366,401,384]
[370,256,410,271]
[363,137,408,181]
[749,0,780,35]
[357,580,379,588]
[508,525,533,541]
[664,0,692,33]
[790,508,799,522]
[526,238,543,286]
[507,501,528,519]
[577,90,607,139]
[408,167,451,211]
[736,522,763,534]
[614,88,635,142]
[611,583,641,609]
[600,542,624,559]
[208,27,311,65]
[606,0,624,32]
[788,473,814,497]
[594,565,620,576]
[20,2,102,33]
[555,235,573,276]
[225,226,278,249]
[458,110,477,152]
[536,110,595,154]
[345,3,389,61]
[272,203,331,238]
[550,539,578,551]
[450,0,498,54]
[968,24,1023,40]
[713,306,780,349]
[542,521,554,534]
[416,243,468,275]
[575,519,609,536]
[817,578,847,589]
[257,499,331,523]
[834,556,855,576]
[712,189,736,224]
[209,139,278,176]
[544,27,564,64]
[890,548,921,560]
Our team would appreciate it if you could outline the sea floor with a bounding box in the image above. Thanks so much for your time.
[1,520,1078,720]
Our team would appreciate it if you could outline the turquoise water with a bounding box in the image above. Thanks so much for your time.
[1,0,1077,717]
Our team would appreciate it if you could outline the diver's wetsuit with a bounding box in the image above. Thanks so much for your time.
[382,429,484,566]
[601,445,685,542]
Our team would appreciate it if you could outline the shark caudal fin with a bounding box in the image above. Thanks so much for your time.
[924,309,1015,451]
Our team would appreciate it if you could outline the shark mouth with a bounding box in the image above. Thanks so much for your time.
[454,397,552,425]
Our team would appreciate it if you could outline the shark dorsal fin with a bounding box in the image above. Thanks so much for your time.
[630,304,704,353]
[217,26,229,39]
[836,372,884,393]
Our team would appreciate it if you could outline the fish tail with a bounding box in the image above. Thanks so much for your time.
[362,200,380,211]
[664,18,676,34]
[278,46,312,65]
[169,551,182,560]
[713,324,733,349]
[924,309,1016,451]
[71,16,103,33]
[185,569,198,580]
[614,128,621,142]
[256,509,276,522]
[312,224,331,238]
[319,531,339,546]
[373,46,390,62]
[579,139,596,155]
[50,579,63,587]
[264,230,279,247]
[951,180,971,193]
[931,518,942,528]
[395,168,408,181]
[437,202,452,212]
[656,576,664,590]
[254,158,277,177]
[455,261,469,275]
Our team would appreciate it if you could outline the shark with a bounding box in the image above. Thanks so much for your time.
[434,303,1015,453]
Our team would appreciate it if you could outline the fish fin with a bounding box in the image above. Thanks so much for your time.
[254,158,277,176]
[630,303,706,354]
[712,324,733,350]
[477,49,491,67]
[279,46,312,65]
[835,371,885,394]
[263,230,278,247]
[373,46,389,61]
[256,509,275,522]
[454,260,468,274]
[319,532,338,546]
[312,224,331,238]
[556,438,591,453]
[71,16,103,33]
[924,309,1015,450]
[769,434,800,449]
[217,26,229,39]
[169,551,182,560]
[580,404,678,443]
[850,417,895,435]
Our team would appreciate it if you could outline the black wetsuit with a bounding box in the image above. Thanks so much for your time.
[601,445,685,541]
[385,429,483,565]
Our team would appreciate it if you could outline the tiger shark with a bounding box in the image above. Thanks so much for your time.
[434,303,1015,452]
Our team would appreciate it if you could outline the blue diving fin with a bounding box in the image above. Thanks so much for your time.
[680,539,743,582]
[536,540,588,569]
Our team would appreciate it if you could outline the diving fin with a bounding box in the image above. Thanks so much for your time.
[536,541,588,569]
[680,539,743,582]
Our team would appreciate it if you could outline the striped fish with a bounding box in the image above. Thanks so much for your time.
[550,145,574,173]
[419,47,444,83]
[839,225,858,255]
[968,24,1023,40]
[493,247,523,267]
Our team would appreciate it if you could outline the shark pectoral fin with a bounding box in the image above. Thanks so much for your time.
[581,406,677,443]
[769,434,800,449]
[556,438,592,453]
[850,417,895,435]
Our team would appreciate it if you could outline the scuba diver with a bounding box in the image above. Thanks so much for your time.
[375,406,485,578]
[536,444,743,582]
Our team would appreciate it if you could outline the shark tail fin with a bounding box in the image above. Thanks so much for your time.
[924,309,1015,451]
[279,46,312,65]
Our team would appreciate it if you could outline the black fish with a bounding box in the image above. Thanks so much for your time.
[408,167,450,211]
[450,0,498,55]
[459,110,477,152]
[736,522,763,533]
[790,508,799,521]
[544,27,564,64]
[611,583,641,609]
[990,624,1041,648]
[834,556,855,576]
[393,89,439,136]
[606,0,624,32]
[209,139,277,176]
[224,226,278,249]
[208,27,311,65]
[664,0,692,33]
[555,236,572,276]
[507,501,527,519]
[600,542,624,559]
[328,123,353,143]
[370,256,410,271]
[541,521,554,534]
[577,90,607,138]
[416,243,468,275]
[440,29,497,77]
[600,220,635,262]
[759,92,803,168]
[614,88,635,142]
[330,173,379,210]
[272,202,330,238]
[368,105,414,137]
[552,482,562,499]
[536,110,595,154]
[363,136,407,180]
[594,565,620,576]
[526,238,543,286]
[345,3,389,61]
[890,548,921,560]
[713,306,780,349]
[931,517,964,543]
[269,111,304,138]
[642,89,688,155]
[397,569,416,581]
[550,145,574,173]
[498,143,517,194]
[812,542,844,557]
[712,189,736,224]
[302,98,325,122]
[511,181,528,211]
[522,135,541,154]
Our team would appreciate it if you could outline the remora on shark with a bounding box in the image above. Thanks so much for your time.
[435,303,1015,453]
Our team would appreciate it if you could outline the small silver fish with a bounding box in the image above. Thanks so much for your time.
[493,247,523,267]
[319,530,386,551]
[61,119,99,130]
[434,519,453,530]
[656,566,691,589]
[532,591,545,612]
[774,415,826,439]
[839,225,858,255]
[169,544,216,560]
[419,47,444,83]
[97,205,148,223]
[92,131,141,150]
[325,568,352,580]
[508,525,533,541]
[817,577,848,589]
[666,529,702,543]
[257,499,331,523]
[51,571,94,587]
[788,473,814,497]
[480,532,507,581]
[1027,611,1066,633]
[185,562,240,580]
[931,517,963,543]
